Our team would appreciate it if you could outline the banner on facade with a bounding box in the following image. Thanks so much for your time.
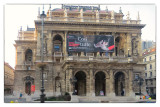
[31,85,35,92]
[67,35,114,52]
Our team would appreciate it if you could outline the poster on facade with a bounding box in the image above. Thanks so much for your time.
[31,85,35,92]
[67,35,114,52]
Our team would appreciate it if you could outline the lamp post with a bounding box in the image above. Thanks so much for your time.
[134,76,144,99]
[40,5,46,103]
[70,76,77,95]
[128,49,130,57]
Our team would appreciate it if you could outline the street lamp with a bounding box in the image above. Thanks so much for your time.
[134,76,144,99]
[40,5,46,103]
[70,76,77,95]
[128,49,130,57]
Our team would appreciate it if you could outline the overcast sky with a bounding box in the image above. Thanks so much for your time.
[4,4,155,68]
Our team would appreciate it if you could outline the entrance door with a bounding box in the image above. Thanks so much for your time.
[75,71,86,96]
[115,72,125,96]
[25,82,31,95]
[95,72,106,96]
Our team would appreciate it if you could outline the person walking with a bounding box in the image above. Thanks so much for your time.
[19,91,23,99]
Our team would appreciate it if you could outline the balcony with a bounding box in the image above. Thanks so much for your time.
[15,61,35,71]
[65,56,133,63]
[39,17,141,24]
[53,52,63,57]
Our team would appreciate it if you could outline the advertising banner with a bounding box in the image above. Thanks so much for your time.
[31,85,35,92]
[67,35,114,52]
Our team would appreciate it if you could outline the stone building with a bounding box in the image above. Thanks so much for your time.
[142,46,156,95]
[14,5,146,100]
[4,62,14,95]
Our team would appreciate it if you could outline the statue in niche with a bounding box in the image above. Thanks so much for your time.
[132,38,138,56]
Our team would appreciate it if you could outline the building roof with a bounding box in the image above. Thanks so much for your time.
[4,62,14,70]
[52,8,117,14]
[27,27,35,31]
[142,47,156,56]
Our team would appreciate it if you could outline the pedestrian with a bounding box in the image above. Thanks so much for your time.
[121,90,124,96]
[19,91,23,99]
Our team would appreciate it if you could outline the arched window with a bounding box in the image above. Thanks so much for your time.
[25,49,32,62]
[53,35,63,52]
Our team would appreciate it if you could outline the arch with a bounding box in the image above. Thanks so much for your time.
[25,81,31,95]
[95,71,106,96]
[94,70,109,79]
[74,71,86,96]
[25,49,33,62]
[52,34,63,53]
[53,34,63,41]
[114,71,128,79]
[23,76,34,95]
[114,72,126,96]
[73,70,89,77]
[55,76,61,95]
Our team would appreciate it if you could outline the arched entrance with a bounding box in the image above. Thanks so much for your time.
[75,71,86,96]
[25,82,31,95]
[55,76,61,96]
[95,71,106,96]
[114,72,125,96]
[24,76,34,95]
[53,35,63,52]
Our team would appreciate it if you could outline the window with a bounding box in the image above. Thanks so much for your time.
[54,45,60,51]
[149,56,152,61]
[150,72,152,78]
[144,58,146,62]
[135,74,139,79]
[145,73,147,78]
[150,64,152,69]
[150,80,153,85]
[145,66,147,70]
[25,49,32,62]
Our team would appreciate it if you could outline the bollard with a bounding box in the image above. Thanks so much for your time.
[15,100,18,103]
[10,101,14,103]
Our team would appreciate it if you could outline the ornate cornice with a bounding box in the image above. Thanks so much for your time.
[15,40,37,44]
[35,20,146,29]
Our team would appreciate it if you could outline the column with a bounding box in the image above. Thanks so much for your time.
[125,78,129,96]
[65,69,70,92]
[61,71,66,93]
[36,32,41,61]
[126,33,132,56]
[137,33,142,57]
[64,31,68,58]
[111,10,115,23]
[128,69,134,96]
[109,70,115,97]
[90,69,95,96]
[96,10,99,22]
[105,77,110,96]
[112,32,116,56]
[47,31,52,61]
[68,69,72,93]
[21,49,24,64]
[86,75,90,96]
[80,9,84,22]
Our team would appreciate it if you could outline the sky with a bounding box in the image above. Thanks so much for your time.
[4,4,155,68]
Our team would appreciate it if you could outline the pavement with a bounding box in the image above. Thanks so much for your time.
[4,97,26,103]
[4,95,156,103]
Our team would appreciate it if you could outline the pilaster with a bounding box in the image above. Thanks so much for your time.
[47,31,52,61]
[126,33,132,56]
[109,70,115,97]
